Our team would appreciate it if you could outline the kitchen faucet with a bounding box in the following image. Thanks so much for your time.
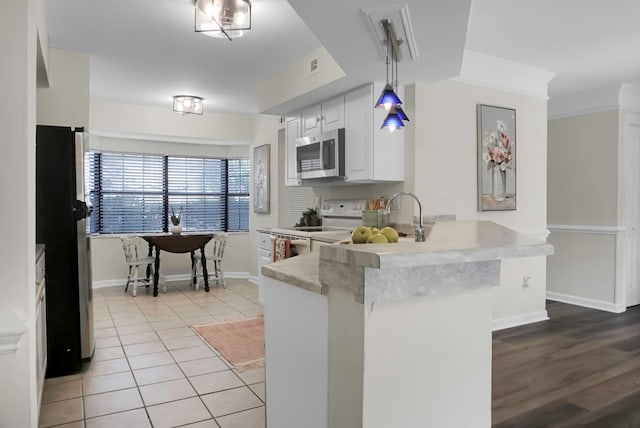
[386,192,426,242]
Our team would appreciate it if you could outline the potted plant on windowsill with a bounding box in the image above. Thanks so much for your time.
[170,208,182,234]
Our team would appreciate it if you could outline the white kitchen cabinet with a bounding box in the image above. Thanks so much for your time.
[301,95,345,137]
[344,83,405,183]
[285,115,301,186]
[257,233,274,305]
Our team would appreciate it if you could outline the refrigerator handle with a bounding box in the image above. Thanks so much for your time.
[73,200,91,221]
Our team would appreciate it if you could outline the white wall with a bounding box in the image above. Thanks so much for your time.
[249,115,282,277]
[0,0,38,426]
[90,99,255,145]
[409,80,549,326]
[36,48,90,127]
[547,110,624,310]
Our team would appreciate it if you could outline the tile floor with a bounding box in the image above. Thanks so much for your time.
[38,279,265,428]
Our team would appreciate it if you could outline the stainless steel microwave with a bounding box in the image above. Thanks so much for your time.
[296,128,345,180]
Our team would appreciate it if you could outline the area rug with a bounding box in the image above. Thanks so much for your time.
[192,317,264,371]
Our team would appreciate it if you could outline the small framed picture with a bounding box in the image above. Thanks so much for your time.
[477,104,516,211]
[253,144,270,214]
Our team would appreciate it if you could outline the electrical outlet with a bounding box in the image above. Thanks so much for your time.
[522,276,531,288]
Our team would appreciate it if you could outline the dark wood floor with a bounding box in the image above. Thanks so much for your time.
[493,301,640,427]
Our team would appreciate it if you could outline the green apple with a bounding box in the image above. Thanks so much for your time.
[370,227,380,235]
[380,226,399,243]
[352,226,373,244]
[367,233,389,244]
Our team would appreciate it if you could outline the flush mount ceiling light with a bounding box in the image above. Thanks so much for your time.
[173,95,203,115]
[374,19,410,131]
[195,0,251,41]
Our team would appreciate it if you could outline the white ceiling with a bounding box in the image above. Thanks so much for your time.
[44,0,640,115]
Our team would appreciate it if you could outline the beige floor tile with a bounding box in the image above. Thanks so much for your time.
[119,331,160,345]
[123,340,166,357]
[147,397,212,428]
[92,346,125,362]
[249,382,265,403]
[179,357,229,377]
[83,387,143,418]
[151,319,187,330]
[44,373,82,387]
[200,386,263,417]
[182,316,217,325]
[95,336,121,349]
[133,363,185,385]
[53,421,85,428]
[85,408,151,428]
[115,323,154,336]
[233,367,265,385]
[127,350,174,370]
[156,326,196,340]
[189,370,244,395]
[42,378,82,403]
[180,419,220,427]
[139,378,197,406]
[94,327,117,338]
[171,345,217,362]
[82,371,136,396]
[82,358,130,378]
[93,319,114,329]
[216,406,265,428]
[38,397,83,427]
[162,335,204,350]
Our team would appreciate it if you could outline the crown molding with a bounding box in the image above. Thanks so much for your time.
[455,50,555,99]
[548,83,640,120]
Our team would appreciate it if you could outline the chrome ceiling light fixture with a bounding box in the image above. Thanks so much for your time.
[173,95,204,115]
[195,0,251,41]
[375,19,410,132]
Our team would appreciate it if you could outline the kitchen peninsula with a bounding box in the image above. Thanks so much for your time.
[262,220,553,428]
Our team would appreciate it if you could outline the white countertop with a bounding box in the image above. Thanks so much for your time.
[261,221,554,300]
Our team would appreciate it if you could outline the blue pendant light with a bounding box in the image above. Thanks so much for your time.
[381,107,405,133]
[375,83,402,110]
[375,19,408,131]
[395,105,410,122]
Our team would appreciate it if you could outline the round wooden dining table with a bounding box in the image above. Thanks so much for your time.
[141,233,213,296]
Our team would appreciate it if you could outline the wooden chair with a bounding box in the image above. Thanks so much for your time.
[192,232,228,289]
[121,236,162,296]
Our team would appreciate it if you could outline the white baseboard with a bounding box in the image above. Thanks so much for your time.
[248,275,258,285]
[491,310,549,331]
[546,291,626,313]
[92,271,252,289]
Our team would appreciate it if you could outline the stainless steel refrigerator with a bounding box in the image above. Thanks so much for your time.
[36,125,94,377]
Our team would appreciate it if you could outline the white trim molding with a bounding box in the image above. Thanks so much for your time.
[93,271,253,289]
[547,291,626,314]
[548,83,640,120]
[456,50,555,99]
[491,311,549,332]
[0,309,27,355]
[547,224,626,235]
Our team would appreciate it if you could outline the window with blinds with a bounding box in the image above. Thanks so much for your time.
[85,151,250,234]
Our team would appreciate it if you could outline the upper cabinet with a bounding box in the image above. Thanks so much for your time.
[285,83,405,186]
[284,115,301,186]
[344,83,405,183]
[301,96,345,137]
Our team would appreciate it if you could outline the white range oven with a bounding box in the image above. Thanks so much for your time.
[256,199,367,305]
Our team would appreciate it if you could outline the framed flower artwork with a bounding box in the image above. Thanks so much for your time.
[253,144,270,214]
[477,104,516,211]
